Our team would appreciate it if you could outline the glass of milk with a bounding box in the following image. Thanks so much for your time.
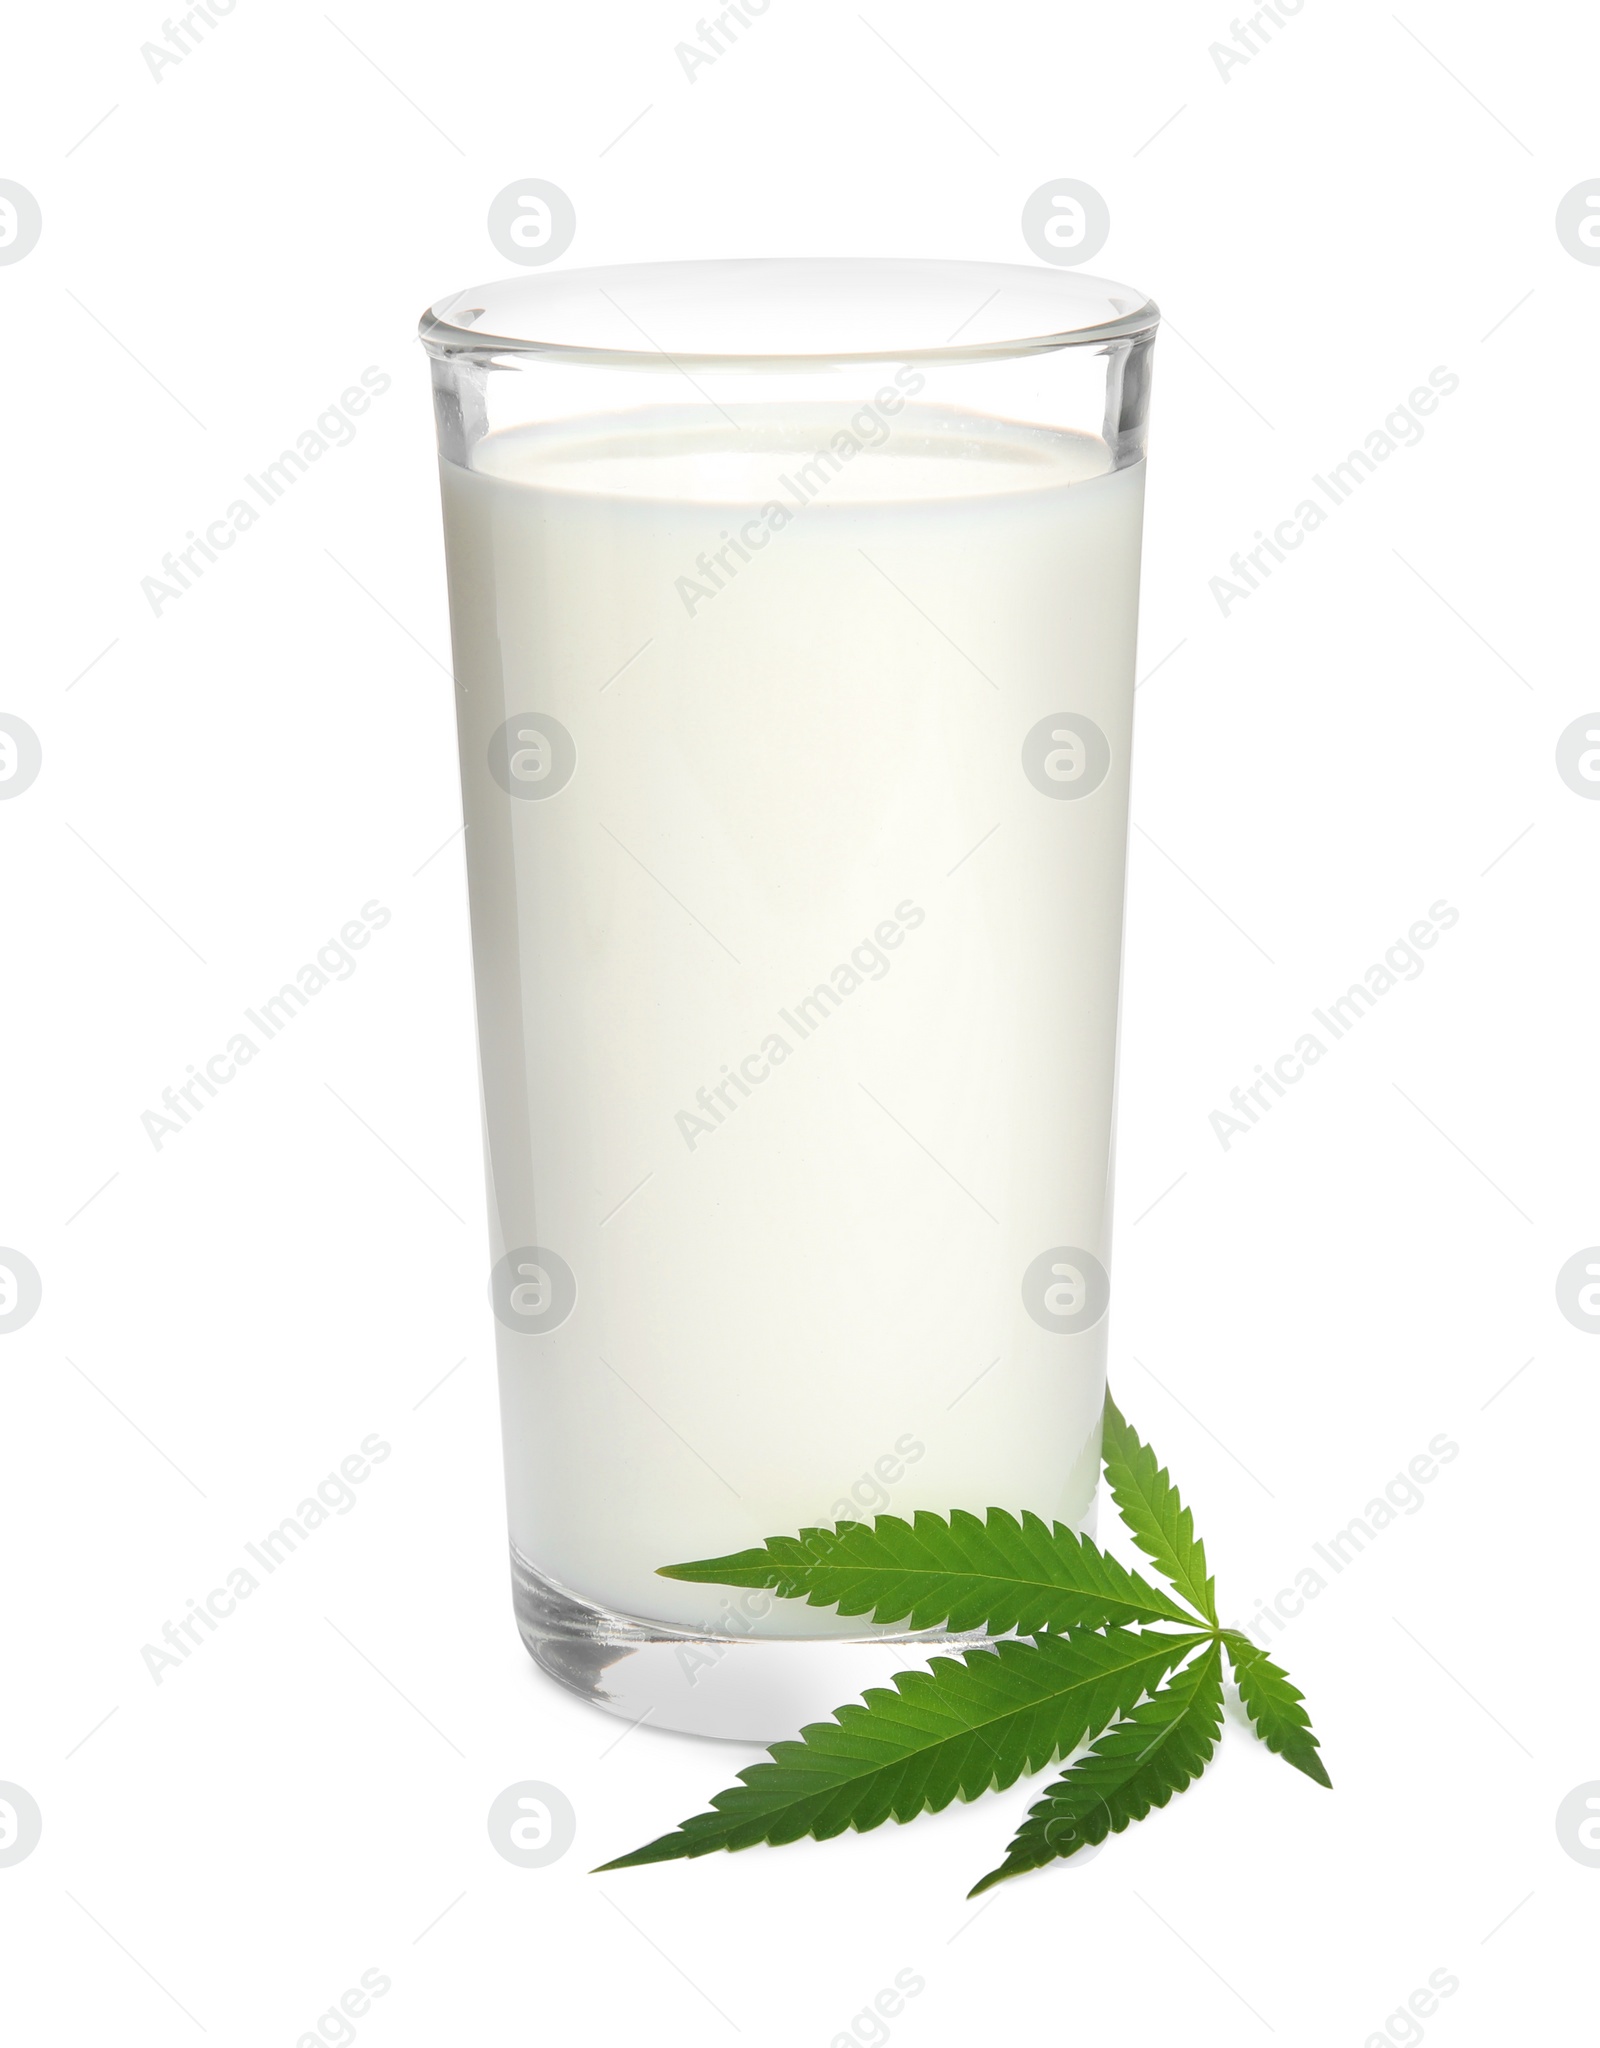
[420,260,1158,1738]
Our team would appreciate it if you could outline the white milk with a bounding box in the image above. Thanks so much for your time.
[439,399,1145,1636]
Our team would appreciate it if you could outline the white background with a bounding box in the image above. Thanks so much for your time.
[2,1,1597,2042]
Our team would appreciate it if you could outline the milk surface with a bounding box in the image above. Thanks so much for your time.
[439,400,1146,1634]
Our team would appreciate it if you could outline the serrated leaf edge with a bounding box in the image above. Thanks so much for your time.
[968,1639,1225,1894]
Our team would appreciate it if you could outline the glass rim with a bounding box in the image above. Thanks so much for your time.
[418,257,1159,371]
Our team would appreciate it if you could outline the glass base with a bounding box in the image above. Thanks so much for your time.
[511,1546,984,1743]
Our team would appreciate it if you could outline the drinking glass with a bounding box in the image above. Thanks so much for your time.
[420,258,1158,1738]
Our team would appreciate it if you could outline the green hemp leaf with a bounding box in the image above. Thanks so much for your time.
[1221,1631,1332,1788]
[596,1627,1207,1869]
[600,1389,1330,1887]
[1100,1392,1218,1625]
[658,1506,1201,1634]
[970,1639,1225,1893]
